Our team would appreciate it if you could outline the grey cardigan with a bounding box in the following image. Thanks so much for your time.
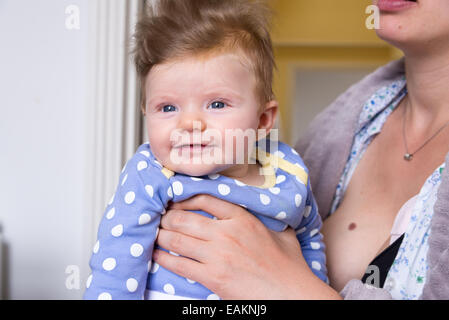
[295,58,449,299]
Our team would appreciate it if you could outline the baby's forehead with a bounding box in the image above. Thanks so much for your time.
[155,49,254,73]
[147,52,256,87]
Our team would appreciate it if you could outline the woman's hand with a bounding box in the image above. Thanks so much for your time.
[153,194,339,299]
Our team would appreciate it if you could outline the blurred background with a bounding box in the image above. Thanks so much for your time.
[0,0,400,299]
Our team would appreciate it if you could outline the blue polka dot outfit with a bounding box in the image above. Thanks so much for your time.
[84,141,327,300]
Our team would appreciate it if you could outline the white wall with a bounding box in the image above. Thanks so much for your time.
[0,0,91,299]
[291,68,375,144]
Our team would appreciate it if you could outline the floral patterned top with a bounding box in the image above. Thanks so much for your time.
[329,77,445,300]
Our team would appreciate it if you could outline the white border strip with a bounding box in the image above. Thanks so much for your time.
[144,290,199,300]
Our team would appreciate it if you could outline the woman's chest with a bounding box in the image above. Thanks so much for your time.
[322,126,447,292]
[321,182,399,292]
[322,118,447,291]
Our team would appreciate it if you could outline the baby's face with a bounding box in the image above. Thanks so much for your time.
[145,52,264,176]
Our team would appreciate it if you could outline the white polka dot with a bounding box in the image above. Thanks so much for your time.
[275,211,287,220]
[147,260,152,272]
[304,205,312,218]
[125,191,135,204]
[269,187,280,195]
[150,262,159,273]
[276,175,286,184]
[311,261,321,271]
[98,292,112,300]
[295,194,302,207]
[208,173,220,180]
[207,294,220,300]
[186,278,196,284]
[126,278,139,292]
[163,283,175,295]
[130,243,144,257]
[310,242,320,250]
[138,213,152,225]
[239,204,247,208]
[106,207,115,220]
[191,177,203,181]
[218,184,230,196]
[140,151,150,157]
[169,251,180,256]
[121,164,127,173]
[102,258,116,271]
[260,194,271,205]
[111,224,123,237]
[108,194,114,205]
[172,181,183,196]
[145,185,154,198]
[154,160,162,167]
[121,174,128,186]
[86,274,92,288]
[93,240,100,254]
[167,187,173,198]
[274,150,285,158]
[291,148,299,155]
[137,161,148,171]
[310,228,319,237]
[296,227,306,234]
[234,179,246,186]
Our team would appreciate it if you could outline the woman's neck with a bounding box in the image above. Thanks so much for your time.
[404,49,449,129]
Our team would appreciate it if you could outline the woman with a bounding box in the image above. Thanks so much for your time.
[152,0,449,299]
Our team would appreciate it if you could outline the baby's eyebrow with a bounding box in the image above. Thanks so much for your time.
[147,96,177,106]
[202,89,244,101]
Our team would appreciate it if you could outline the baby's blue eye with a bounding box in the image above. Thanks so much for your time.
[209,101,226,109]
[162,105,177,113]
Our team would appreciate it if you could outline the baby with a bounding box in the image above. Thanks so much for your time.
[84,0,327,300]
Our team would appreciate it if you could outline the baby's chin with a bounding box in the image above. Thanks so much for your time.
[164,162,230,177]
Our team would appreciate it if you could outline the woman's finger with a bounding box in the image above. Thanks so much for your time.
[160,209,216,240]
[170,194,246,220]
[156,228,208,262]
[152,249,210,285]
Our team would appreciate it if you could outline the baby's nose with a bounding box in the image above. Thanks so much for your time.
[177,114,206,132]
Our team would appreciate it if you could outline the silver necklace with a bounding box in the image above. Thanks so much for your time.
[402,99,449,161]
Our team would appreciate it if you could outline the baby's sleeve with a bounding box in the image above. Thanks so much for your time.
[295,179,328,284]
[84,149,170,300]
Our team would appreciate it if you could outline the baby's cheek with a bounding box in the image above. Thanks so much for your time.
[147,134,171,163]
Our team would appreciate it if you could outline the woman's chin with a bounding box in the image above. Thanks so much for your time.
[375,18,417,51]
[375,5,449,54]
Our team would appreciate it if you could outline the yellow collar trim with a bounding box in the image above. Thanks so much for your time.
[255,148,308,186]
[158,147,308,187]
[161,167,174,179]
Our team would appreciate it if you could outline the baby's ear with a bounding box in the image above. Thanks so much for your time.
[257,100,278,139]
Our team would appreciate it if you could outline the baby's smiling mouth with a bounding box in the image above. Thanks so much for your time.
[173,143,214,150]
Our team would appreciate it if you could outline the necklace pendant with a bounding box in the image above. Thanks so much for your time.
[404,153,413,161]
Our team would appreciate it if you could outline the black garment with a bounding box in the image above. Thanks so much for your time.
[361,233,405,288]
